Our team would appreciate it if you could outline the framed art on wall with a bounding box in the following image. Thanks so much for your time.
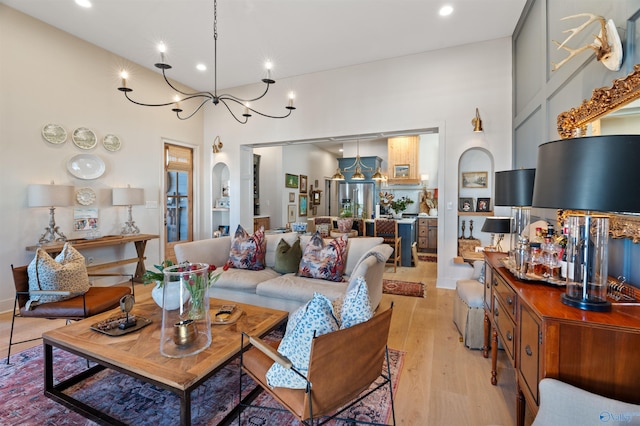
[285,173,299,188]
[462,171,488,188]
[287,205,296,223]
[289,192,295,202]
[393,164,410,178]
[299,194,308,216]
[300,175,308,193]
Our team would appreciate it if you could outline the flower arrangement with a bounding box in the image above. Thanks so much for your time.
[389,196,414,213]
[142,259,175,286]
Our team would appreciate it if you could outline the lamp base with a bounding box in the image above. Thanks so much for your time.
[561,293,611,312]
[38,207,68,245]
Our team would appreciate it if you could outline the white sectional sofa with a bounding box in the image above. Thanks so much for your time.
[174,232,392,313]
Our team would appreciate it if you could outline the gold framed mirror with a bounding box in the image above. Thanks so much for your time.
[556,64,640,242]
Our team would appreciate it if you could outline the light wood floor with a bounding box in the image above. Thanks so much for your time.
[0,260,524,425]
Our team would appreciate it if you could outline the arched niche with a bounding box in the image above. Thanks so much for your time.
[457,147,494,246]
[211,162,230,236]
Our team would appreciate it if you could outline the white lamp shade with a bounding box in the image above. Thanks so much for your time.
[112,187,144,206]
[28,184,74,207]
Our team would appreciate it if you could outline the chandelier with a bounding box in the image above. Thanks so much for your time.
[117,0,296,123]
[331,140,386,181]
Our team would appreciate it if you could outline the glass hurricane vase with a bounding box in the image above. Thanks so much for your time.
[160,263,212,358]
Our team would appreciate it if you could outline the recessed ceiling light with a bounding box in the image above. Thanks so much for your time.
[196,64,207,71]
[75,0,92,8]
[439,5,453,16]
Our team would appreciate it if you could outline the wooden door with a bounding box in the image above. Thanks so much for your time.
[164,143,193,262]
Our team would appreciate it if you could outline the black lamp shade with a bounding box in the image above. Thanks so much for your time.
[495,169,535,206]
[532,135,640,212]
[481,217,511,234]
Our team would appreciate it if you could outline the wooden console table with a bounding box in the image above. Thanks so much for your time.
[27,234,159,282]
[483,252,640,426]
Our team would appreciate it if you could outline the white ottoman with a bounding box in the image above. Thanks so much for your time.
[452,261,486,350]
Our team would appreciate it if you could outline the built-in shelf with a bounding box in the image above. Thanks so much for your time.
[458,211,493,216]
[212,208,230,212]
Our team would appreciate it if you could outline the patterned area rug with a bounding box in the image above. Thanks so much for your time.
[382,279,426,298]
[417,254,437,263]
[0,340,404,425]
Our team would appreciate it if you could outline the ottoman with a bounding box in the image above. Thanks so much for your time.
[452,261,485,350]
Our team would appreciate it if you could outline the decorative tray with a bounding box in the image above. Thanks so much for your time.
[211,306,243,325]
[500,258,566,287]
[90,313,152,336]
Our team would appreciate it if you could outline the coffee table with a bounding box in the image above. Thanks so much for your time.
[42,298,288,426]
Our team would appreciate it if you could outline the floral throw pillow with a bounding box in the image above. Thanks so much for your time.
[27,243,90,304]
[266,292,339,389]
[226,225,266,270]
[298,233,347,282]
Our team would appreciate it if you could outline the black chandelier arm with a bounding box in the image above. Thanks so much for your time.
[246,105,294,119]
[122,91,176,108]
[175,98,212,120]
[220,96,293,120]
[217,81,272,104]
[160,68,215,99]
[219,99,249,124]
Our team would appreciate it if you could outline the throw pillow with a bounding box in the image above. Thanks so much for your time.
[226,225,266,270]
[298,232,347,282]
[340,276,373,329]
[273,237,302,274]
[27,243,90,304]
[265,293,339,389]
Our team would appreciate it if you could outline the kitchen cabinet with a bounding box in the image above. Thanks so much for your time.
[387,136,420,184]
[417,217,437,252]
[483,252,640,426]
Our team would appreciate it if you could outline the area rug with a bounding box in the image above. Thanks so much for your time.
[382,279,426,298]
[0,342,404,425]
[417,254,437,263]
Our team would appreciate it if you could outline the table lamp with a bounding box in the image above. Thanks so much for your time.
[495,168,536,251]
[532,135,640,312]
[28,183,74,245]
[481,217,511,252]
[113,186,145,235]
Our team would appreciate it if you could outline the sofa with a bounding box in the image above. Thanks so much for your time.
[174,232,393,313]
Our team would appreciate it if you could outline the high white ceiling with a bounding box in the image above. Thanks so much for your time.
[3,0,527,92]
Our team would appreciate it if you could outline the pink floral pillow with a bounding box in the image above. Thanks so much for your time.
[226,225,266,270]
[298,232,347,282]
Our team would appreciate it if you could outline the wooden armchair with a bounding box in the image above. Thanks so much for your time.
[239,305,395,425]
[6,264,133,364]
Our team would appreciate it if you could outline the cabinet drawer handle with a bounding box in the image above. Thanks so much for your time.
[525,344,532,356]
[506,331,512,341]
[494,307,499,317]
[506,296,513,305]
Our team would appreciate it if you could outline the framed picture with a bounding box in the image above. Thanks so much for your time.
[287,204,296,223]
[476,198,491,212]
[312,190,321,205]
[462,171,488,188]
[218,225,230,236]
[285,173,299,189]
[299,194,308,216]
[289,192,295,202]
[393,164,410,178]
[459,197,474,212]
[300,174,308,193]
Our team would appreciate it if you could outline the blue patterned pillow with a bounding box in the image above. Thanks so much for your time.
[298,232,347,282]
[266,293,339,389]
[226,225,266,270]
[340,276,373,329]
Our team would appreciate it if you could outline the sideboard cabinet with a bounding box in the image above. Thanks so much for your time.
[483,252,640,426]
[417,217,437,252]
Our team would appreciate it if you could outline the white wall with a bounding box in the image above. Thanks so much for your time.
[0,6,203,311]
[205,37,514,289]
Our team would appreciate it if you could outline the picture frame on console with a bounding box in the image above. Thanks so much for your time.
[459,197,474,212]
[476,198,491,212]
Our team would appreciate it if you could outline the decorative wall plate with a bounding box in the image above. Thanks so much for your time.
[102,134,121,152]
[67,154,106,180]
[42,123,67,144]
[72,127,97,150]
[76,187,96,205]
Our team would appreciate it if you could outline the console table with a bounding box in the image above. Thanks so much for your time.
[27,234,159,282]
[483,252,640,426]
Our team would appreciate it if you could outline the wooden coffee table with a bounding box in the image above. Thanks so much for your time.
[42,298,288,426]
